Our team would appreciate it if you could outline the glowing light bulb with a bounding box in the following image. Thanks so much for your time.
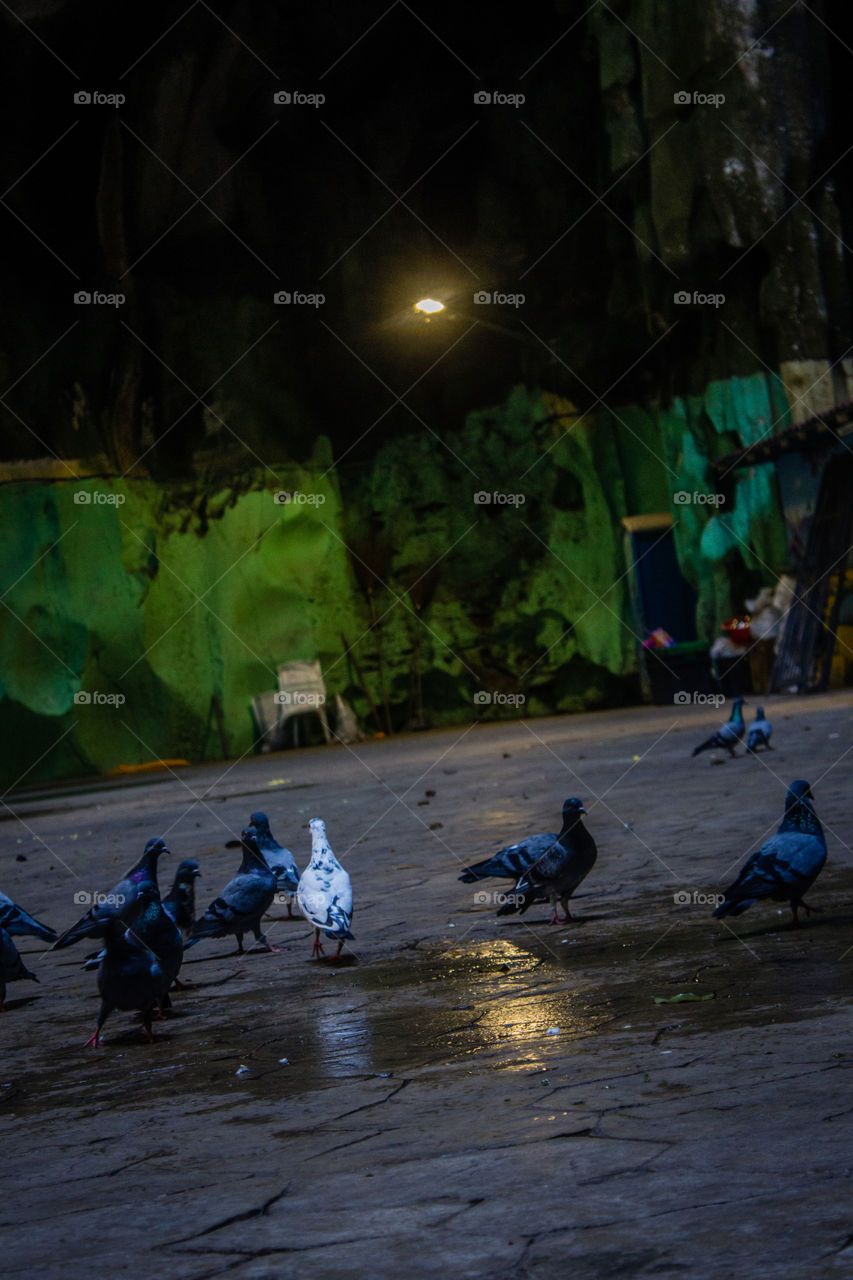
[414,298,445,315]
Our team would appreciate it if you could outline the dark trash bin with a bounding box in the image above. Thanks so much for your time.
[643,640,716,706]
[712,652,754,697]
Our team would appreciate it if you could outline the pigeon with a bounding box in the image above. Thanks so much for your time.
[186,828,282,954]
[0,890,57,943]
[133,883,184,1001]
[713,780,827,927]
[249,811,300,914]
[746,707,773,753]
[163,860,202,942]
[691,696,747,758]
[297,817,354,959]
[54,838,170,949]
[83,888,169,1046]
[82,862,189,986]
[0,927,39,1011]
[459,800,583,884]
[497,798,597,925]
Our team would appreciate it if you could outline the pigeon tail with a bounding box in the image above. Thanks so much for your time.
[713,896,756,918]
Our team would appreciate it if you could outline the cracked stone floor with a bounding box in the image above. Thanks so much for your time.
[2,692,853,1279]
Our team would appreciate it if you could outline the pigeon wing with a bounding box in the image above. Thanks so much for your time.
[459,833,558,883]
[0,892,57,943]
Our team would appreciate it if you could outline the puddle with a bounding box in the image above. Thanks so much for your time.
[2,904,851,1121]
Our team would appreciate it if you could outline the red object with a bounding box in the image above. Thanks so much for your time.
[722,616,752,647]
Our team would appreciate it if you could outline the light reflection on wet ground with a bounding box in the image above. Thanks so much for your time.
[3,902,852,1124]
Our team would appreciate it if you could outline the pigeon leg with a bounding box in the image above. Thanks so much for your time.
[286,902,295,919]
[311,928,325,958]
[233,933,245,956]
[85,1002,110,1047]
[172,976,192,989]
[548,908,560,925]
[249,924,287,954]
[334,939,345,957]
[790,901,801,929]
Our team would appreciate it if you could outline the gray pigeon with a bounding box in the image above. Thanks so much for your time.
[250,811,300,914]
[83,872,186,995]
[84,888,169,1046]
[0,890,57,943]
[133,883,184,1003]
[497,798,597,924]
[186,828,281,954]
[746,707,773,753]
[54,838,170,949]
[1,927,39,1011]
[713,780,826,927]
[459,799,581,884]
[692,696,746,758]
[163,860,202,942]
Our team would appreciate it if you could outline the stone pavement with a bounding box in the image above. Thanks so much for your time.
[2,692,853,1279]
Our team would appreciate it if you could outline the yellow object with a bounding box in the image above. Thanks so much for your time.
[830,625,853,688]
[108,759,189,775]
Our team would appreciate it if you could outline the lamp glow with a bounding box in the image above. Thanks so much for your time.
[414,298,445,315]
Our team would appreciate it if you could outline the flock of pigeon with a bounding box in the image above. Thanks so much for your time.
[692,697,772,758]
[0,813,353,1043]
[457,701,826,935]
[0,698,832,1043]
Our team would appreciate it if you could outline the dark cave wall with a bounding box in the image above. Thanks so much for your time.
[0,1,848,782]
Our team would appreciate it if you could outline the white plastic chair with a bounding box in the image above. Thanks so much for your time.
[276,660,331,745]
[251,691,284,752]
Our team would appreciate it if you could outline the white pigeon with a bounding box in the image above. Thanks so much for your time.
[296,818,354,959]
